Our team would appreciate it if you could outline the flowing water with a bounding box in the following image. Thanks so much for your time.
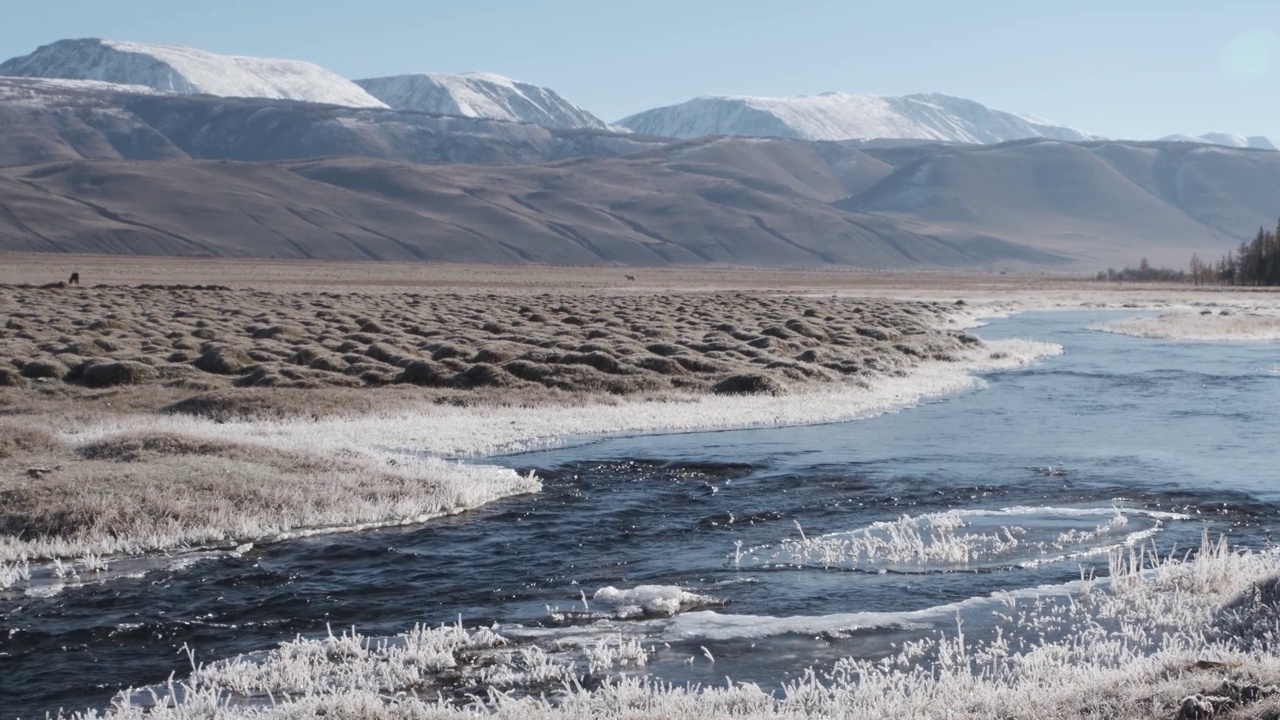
[4,311,1280,718]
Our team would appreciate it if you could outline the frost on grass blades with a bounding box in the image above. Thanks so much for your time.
[0,444,540,570]
[59,536,1280,719]
[737,506,1185,573]
[1094,309,1280,341]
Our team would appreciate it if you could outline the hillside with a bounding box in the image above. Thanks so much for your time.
[3,135,1279,269]
[0,78,664,168]
[2,55,1280,270]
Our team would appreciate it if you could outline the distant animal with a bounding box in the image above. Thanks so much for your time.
[625,274,636,282]
[68,272,80,286]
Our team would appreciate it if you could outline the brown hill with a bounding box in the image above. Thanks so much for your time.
[2,80,1279,268]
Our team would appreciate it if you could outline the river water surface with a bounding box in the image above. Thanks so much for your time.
[5,311,1280,718]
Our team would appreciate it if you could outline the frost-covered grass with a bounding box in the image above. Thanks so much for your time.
[1095,310,1280,341]
[0,559,30,590]
[739,507,1178,573]
[0,432,539,567]
[54,535,1280,719]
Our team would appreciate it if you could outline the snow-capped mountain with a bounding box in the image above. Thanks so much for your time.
[0,38,387,108]
[616,92,1099,144]
[1160,133,1277,151]
[355,72,609,130]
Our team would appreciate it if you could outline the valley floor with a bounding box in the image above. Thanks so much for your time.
[1,257,1277,568]
[5,256,1280,719]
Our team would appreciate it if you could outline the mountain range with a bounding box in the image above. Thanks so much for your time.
[0,37,1277,271]
[1,38,1269,149]
[615,93,1101,144]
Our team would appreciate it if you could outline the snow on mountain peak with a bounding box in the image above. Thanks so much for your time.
[616,91,1100,144]
[354,71,609,130]
[0,38,387,108]
[1160,132,1277,150]
[1201,133,1276,151]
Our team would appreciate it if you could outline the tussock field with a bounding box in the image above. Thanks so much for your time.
[0,280,1029,572]
[0,284,972,398]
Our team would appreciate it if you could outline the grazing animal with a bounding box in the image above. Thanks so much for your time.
[625,274,636,282]
[68,272,80,286]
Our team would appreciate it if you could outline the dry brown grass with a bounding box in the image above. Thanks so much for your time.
[0,284,976,418]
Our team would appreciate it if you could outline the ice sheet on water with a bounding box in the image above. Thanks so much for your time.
[545,585,725,624]
[3,549,232,597]
[662,575,1101,641]
[737,506,1184,573]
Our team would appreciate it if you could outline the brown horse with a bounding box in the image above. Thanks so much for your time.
[68,272,80,286]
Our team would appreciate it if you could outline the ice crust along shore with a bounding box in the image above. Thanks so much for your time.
[62,337,1061,461]
[1094,309,1280,342]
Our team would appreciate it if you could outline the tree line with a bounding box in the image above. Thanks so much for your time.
[1189,220,1280,286]
[1096,217,1280,286]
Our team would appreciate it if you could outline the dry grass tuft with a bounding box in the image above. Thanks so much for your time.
[0,422,60,459]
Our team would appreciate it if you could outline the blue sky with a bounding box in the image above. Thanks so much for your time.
[2,0,1278,139]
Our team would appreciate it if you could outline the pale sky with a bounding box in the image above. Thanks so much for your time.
[2,0,1279,139]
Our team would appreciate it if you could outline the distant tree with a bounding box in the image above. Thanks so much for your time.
[1095,260,1185,283]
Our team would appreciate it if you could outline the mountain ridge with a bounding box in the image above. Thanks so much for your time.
[0,38,387,108]
[3,134,1279,270]
[355,71,612,131]
[616,92,1101,144]
[0,38,1272,146]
